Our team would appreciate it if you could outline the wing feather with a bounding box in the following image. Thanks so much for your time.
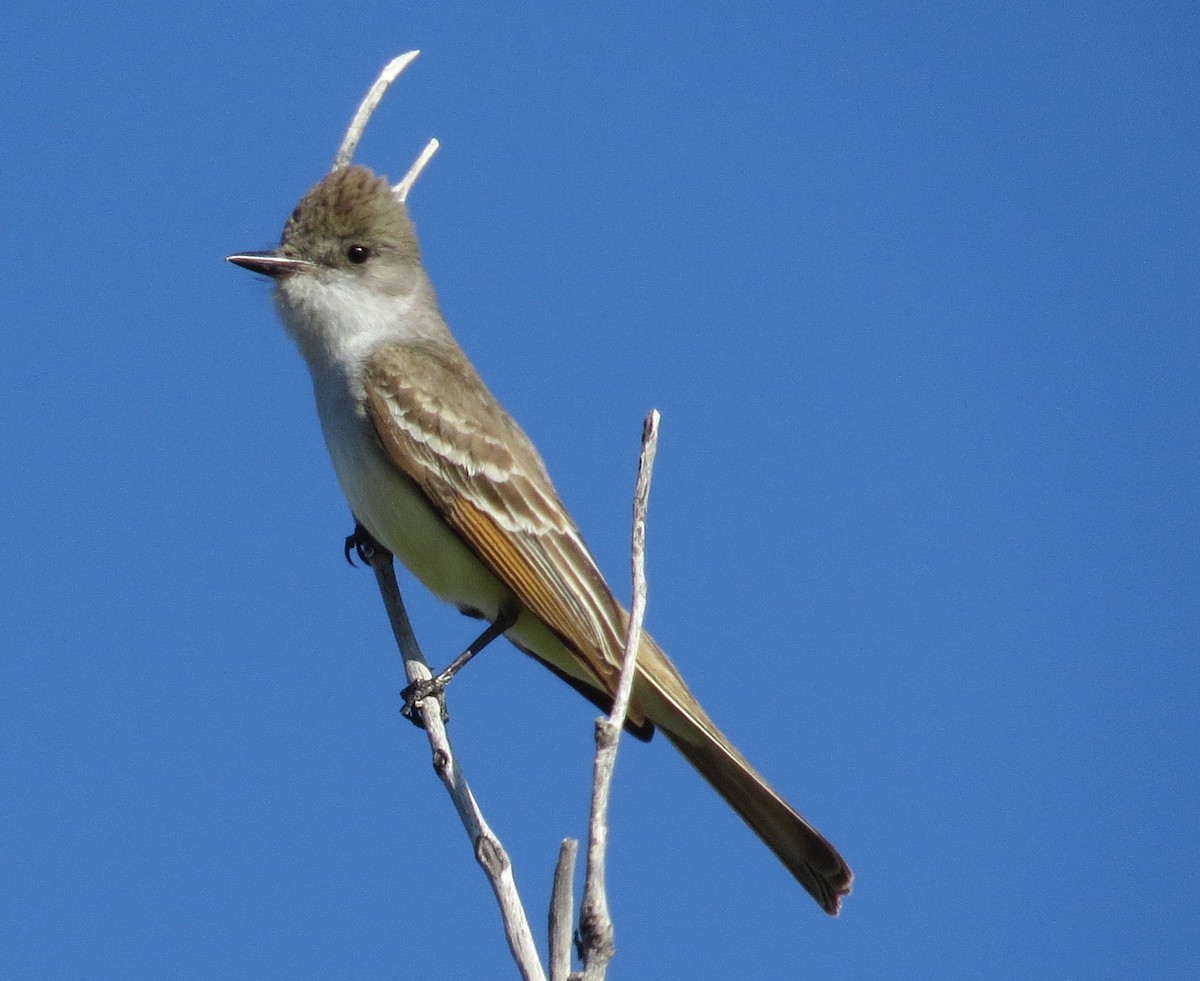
[363,340,627,698]
[361,344,855,912]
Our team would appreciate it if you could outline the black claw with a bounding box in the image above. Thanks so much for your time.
[401,678,450,728]
[344,521,378,566]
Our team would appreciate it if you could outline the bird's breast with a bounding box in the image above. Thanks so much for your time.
[312,375,513,620]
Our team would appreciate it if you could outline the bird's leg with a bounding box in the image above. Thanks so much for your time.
[401,606,519,727]
[342,519,516,728]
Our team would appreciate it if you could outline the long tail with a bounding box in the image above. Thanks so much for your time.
[662,724,852,914]
[635,637,853,914]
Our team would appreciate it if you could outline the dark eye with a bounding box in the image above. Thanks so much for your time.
[347,244,370,264]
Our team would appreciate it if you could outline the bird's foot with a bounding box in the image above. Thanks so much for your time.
[400,677,450,728]
[344,521,379,566]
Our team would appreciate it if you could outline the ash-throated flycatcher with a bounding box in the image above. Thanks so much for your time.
[228,164,852,914]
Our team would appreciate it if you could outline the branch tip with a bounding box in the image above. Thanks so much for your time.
[332,50,422,171]
[394,138,441,202]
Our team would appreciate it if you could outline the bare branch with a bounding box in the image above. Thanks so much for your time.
[611,410,660,727]
[394,137,441,202]
[334,52,539,978]
[576,410,661,980]
[549,839,579,981]
[367,547,547,981]
[333,55,668,979]
[332,50,422,171]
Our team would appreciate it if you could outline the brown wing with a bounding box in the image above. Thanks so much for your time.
[363,339,630,701]
[364,341,854,913]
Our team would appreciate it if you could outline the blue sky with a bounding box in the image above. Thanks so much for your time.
[3,2,1196,978]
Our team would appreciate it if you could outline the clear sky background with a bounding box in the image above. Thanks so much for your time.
[3,3,1196,979]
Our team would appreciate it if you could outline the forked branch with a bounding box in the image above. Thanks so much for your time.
[343,53,662,981]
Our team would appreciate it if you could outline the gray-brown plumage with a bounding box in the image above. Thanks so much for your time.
[229,165,853,914]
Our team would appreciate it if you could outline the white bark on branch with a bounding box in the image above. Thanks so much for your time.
[367,551,547,981]
[332,50,421,171]
[334,53,664,980]
[549,839,579,981]
[575,409,661,980]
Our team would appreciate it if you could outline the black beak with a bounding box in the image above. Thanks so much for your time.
[226,250,313,278]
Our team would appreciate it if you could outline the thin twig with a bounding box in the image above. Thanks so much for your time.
[332,50,421,171]
[611,410,660,727]
[367,549,547,981]
[336,53,542,981]
[548,839,579,981]
[576,410,661,980]
[394,138,440,202]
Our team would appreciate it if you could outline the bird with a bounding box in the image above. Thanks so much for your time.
[228,163,852,914]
